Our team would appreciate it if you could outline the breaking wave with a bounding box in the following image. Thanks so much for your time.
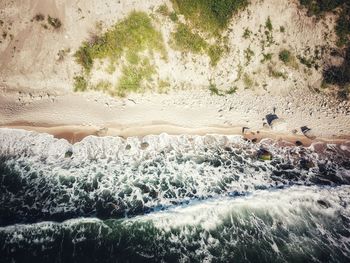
[0,128,350,262]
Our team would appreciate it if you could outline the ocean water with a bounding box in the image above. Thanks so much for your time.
[0,128,350,262]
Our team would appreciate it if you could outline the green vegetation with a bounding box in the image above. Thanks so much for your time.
[279,26,285,33]
[171,0,248,34]
[265,17,273,31]
[298,1,349,47]
[74,76,88,92]
[279,49,291,63]
[158,79,171,92]
[243,28,252,39]
[209,82,224,96]
[157,4,170,16]
[47,16,62,29]
[261,53,272,63]
[94,81,113,93]
[298,0,346,17]
[244,47,254,65]
[243,74,254,88]
[74,12,166,96]
[226,86,238,94]
[169,12,179,22]
[117,58,156,97]
[172,23,208,54]
[75,12,166,73]
[208,45,224,66]
[171,23,225,66]
[335,5,350,47]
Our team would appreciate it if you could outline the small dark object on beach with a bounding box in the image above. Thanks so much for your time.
[266,114,278,126]
[47,15,62,29]
[251,138,258,143]
[295,141,303,146]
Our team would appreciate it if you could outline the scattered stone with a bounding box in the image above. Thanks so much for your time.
[301,126,316,140]
[125,144,131,150]
[251,138,258,143]
[242,127,250,134]
[295,141,303,146]
[64,150,73,158]
[257,149,273,161]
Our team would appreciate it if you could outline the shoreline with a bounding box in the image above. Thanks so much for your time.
[2,124,349,146]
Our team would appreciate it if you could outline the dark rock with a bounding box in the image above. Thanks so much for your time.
[64,150,73,158]
[317,200,331,208]
[257,149,272,161]
[295,141,303,146]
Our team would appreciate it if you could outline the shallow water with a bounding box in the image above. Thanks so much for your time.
[0,129,350,262]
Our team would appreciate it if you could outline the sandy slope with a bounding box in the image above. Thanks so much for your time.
[0,0,349,142]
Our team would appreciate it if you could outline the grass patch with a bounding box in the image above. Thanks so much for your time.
[226,86,238,94]
[243,73,254,88]
[298,0,346,17]
[74,76,88,92]
[171,23,225,66]
[265,16,273,31]
[116,58,156,97]
[209,82,224,96]
[171,0,248,34]
[157,4,170,16]
[279,49,291,63]
[169,12,179,22]
[93,81,113,93]
[243,28,252,39]
[261,53,272,63]
[171,23,208,53]
[208,45,224,66]
[336,5,350,47]
[244,47,254,65]
[75,11,166,73]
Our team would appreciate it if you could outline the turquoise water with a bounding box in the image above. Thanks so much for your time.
[0,129,349,262]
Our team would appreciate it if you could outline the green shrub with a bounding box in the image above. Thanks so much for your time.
[226,86,238,94]
[157,4,169,16]
[74,12,166,73]
[208,45,224,66]
[243,28,252,39]
[265,17,273,31]
[169,12,179,22]
[279,49,291,63]
[336,5,350,47]
[171,0,248,34]
[74,76,88,91]
[243,74,253,88]
[244,47,255,65]
[261,53,272,63]
[280,26,285,33]
[171,23,208,53]
[209,82,223,95]
[117,58,156,96]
